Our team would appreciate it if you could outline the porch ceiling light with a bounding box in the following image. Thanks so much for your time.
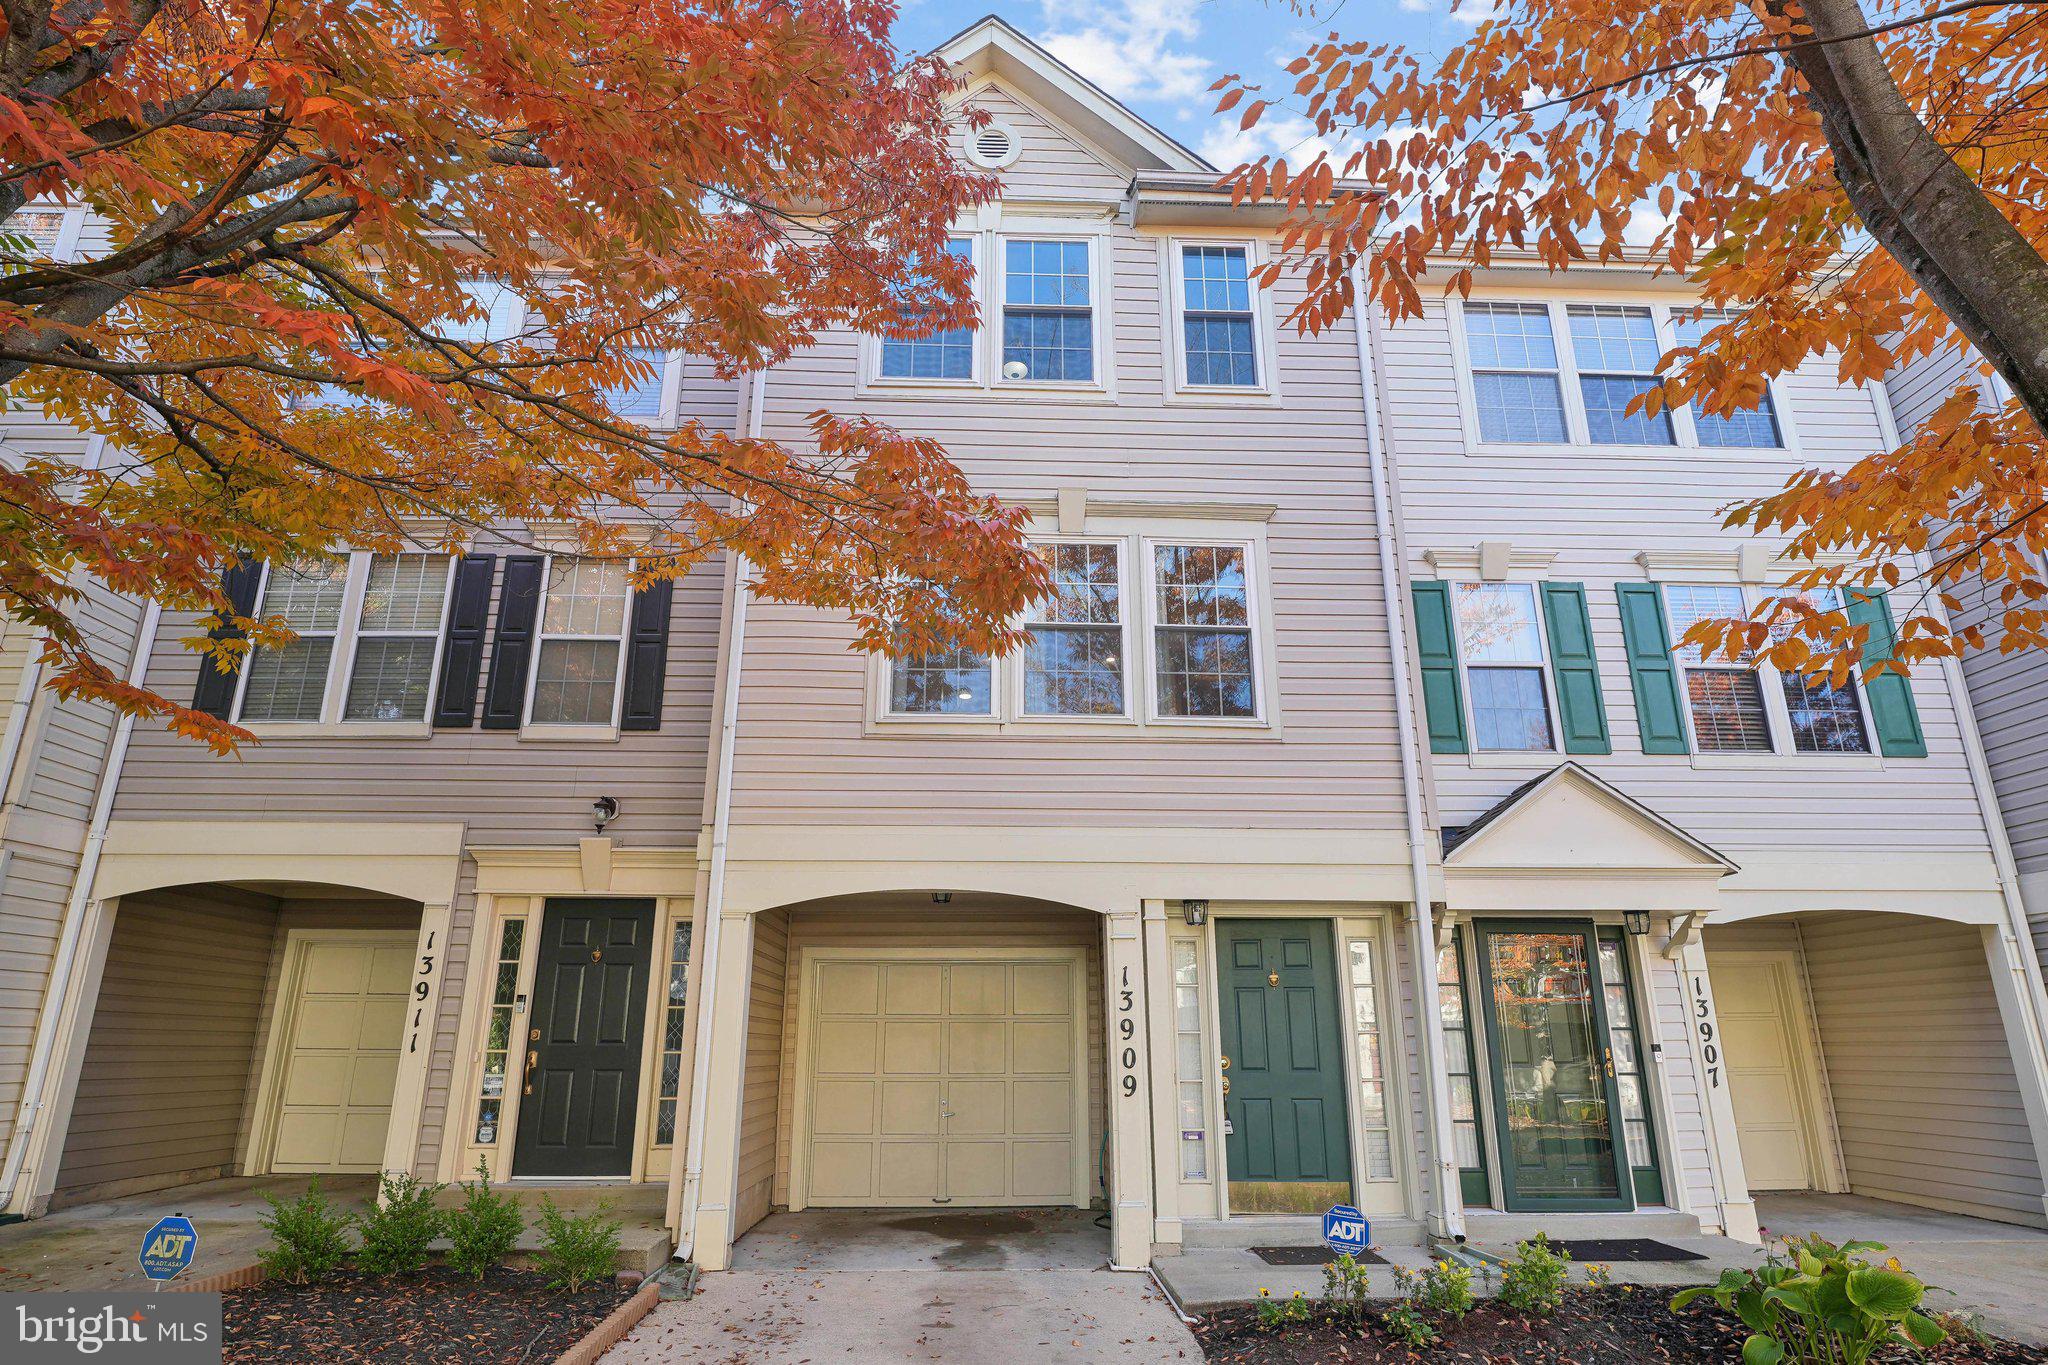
[932,892,953,904]
[1182,899,1209,926]
[1623,909,1652,937]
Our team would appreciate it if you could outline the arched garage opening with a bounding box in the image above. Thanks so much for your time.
[1705,911,2048,1230]
[48,879,422,1211]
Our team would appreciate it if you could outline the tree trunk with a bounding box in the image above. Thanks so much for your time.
[1774,0,2048,427]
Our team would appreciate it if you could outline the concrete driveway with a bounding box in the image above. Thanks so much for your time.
[604,1209,1200,1363]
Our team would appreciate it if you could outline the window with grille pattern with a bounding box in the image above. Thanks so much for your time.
[1664,583,1773,752]
[1180,245,1258,387]
[1455,583,1555,751]
[472,917,526,1146]
[1671,309,1783,448]
[1152,543,1256,719]
[1464,302,1569,443]
[1001,238,1093,382]
[1171,938,1209,1181]
[655,921,693,1144]
[1568,304,1675,446]
[528,558,630,725]
[881,238,976,381]
[239,558,350,722]
[344,554,450,721]
[1348,938,1396,1181]
[1023,542,1125,716]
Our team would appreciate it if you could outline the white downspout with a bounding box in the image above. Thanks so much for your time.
[0,597,161,1211]
[674,369,765,1261]
[1350,281,1465,1241]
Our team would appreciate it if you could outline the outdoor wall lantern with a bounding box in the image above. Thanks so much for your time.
[591,795,619,832]
[1623,909,1652,937]
[1182,899,1209,927]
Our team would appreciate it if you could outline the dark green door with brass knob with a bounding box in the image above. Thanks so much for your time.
[1217,919,1352,1211]
[513,898,655,1178]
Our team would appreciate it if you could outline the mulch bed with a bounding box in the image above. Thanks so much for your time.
[223,1266,632,1363]
[1194,1286,2048,1363]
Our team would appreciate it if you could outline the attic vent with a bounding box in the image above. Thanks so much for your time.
[965,122,1020,169]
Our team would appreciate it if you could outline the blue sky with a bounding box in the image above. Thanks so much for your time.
[890,1,1492,169]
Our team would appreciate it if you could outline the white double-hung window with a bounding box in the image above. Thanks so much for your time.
[236,553,455,726]
[526,557,633,727]
[1021,541,1128,717]
[879,237,978,382]
[1660,582,1874,756]
[881,529,1268,726]
[1000,238,1094,383]
[1452,582,1556,752]
[1176,243,1261,389]
[1456,298,1790,450]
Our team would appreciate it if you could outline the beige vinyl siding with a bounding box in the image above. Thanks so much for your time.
[112,549,724,846]
[731,230,1407,829]
[1800,912,2047,1226]
[1883,342,1982,436]
[770,906,1106,1208]
[735,908,790,1236]
[957,84,1130,202]
[52,885,276,1204]
[1644,942,1718,1217]
[1383,296,1998,860]
[415,864,478,1177]
[0,579,147,1168]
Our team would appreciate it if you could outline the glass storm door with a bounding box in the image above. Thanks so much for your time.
[1473,921,1634,1212]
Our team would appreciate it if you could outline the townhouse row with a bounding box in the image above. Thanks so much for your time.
[1,16,2045,1275]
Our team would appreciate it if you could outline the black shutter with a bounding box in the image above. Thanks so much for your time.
[619,579,674,732]
[430,554,497,728]
[192,555,264,718]
[480,555,544,730]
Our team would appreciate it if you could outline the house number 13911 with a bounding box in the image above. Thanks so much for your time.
[1117,965,1137,1097]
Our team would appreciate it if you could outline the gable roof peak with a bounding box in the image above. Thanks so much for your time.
[932,14,1213,175]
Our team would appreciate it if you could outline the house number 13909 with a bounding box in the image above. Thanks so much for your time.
[1117,965,1137,1097]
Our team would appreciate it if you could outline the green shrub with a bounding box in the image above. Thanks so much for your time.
[1671,1235,1946,1365]
[356,1172,446,1275]
[1411,1258,1475,1319]
[534,1198,621,1292]
[1380,1299,1438,1348]
[444,1160,524,1279]
[1498,1234,1572,1317]
[258,1179,355,1285]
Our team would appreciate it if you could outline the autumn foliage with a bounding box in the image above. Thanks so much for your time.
[0,0,1044,747]
[1218,0,2048,678]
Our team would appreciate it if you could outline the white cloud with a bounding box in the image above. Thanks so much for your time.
[1398,0,1432,11]
[1199,113,1367,174]
[1038,0,1213,107]
[1449,0,1502,24]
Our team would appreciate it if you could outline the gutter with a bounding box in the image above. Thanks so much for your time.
[674,368,766,1262]
[0,596,161,1214]
[1348,276,1466,1242]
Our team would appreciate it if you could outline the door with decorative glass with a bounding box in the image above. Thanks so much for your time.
[1472,920,1638,1211]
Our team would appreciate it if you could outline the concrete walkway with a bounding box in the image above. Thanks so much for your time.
[605,1209,1201,1363]
[0,1175,379,1292]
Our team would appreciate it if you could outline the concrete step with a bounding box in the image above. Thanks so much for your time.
[1455,1206,1702,1247]
[1179,1215,1425,1250]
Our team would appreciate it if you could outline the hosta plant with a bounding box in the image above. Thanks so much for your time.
[1671,1235,1946,1365]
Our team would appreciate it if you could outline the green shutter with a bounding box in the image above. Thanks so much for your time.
[1411,581,1467,754]
[1615,584,1689,755]
[1847,589,1927,758]
[1540,582,1611,755]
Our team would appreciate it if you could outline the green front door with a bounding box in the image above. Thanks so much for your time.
[1473,920,1634,1212]
[1218,919,1352,1211]
[513,899,655,1178]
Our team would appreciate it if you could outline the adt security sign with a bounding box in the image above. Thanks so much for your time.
[1322,1203,1369,1257]
[139,1214,198,1282]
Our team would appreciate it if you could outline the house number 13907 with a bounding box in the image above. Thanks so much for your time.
[1691,974,1720,1087]
[1117,965,1137,1097]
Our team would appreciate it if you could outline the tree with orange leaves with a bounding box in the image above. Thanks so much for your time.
[1219,0,2048,677]
[0,0,1045,749]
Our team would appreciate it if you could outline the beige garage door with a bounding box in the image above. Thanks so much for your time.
[269,937,412,1173]
[1711,951,1826,1191]
[804,957,1081,1207]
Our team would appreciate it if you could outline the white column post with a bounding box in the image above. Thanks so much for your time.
[1104,908,1154,1270]
[1140,900,1181,1252]
[689,907,756,1271]
[1981,924,2048,1224]
[10,896,119,1217]
[1676,936,1759,1242]
[383,899,454,1185]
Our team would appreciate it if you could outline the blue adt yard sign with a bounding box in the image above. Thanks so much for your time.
[1322,1203,1369,1257]
[139,1214,198,1282]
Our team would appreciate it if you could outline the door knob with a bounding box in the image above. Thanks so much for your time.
[1602,1047,1615,1079]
